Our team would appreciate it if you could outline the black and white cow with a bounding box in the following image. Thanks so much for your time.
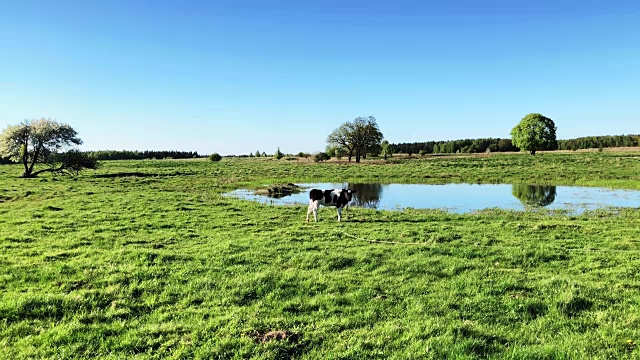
[306,188,356,222]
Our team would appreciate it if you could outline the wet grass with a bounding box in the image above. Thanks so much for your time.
[1,152,640,358]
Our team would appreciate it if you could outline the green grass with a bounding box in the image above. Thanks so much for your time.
[1,152,640,359]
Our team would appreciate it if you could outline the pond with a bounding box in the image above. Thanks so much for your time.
[225,183,640,214]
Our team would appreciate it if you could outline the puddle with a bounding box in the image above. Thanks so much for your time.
[225,183,640,214]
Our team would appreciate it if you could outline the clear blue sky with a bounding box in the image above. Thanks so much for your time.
[1,0,638,155]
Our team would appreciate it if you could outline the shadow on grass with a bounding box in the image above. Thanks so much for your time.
[93,171,194,178]
[93,172,157,178]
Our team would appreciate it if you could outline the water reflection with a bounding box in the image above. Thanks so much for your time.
[347,183,383,208]
[512,184,557,207]
[224,182,640,214]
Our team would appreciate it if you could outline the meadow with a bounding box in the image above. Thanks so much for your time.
[1,151,640,359]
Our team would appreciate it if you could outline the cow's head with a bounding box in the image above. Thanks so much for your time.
[343,188,356,202]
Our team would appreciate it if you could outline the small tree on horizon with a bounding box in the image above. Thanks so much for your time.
[208,153,222,162]
[274,147,284,160]
[511,113,558,155]
[380,140,392,159]
[255,150,261,157]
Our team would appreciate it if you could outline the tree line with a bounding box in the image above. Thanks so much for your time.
[85,150,201,160]
[390,138,518,155]
[557,135,640,151]
[391,134,640,155]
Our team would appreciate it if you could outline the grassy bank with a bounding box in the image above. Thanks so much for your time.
[1,151,640,358]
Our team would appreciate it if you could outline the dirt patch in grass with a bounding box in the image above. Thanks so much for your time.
[249,330,302,343]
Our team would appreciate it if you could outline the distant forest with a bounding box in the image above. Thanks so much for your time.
[85,150,201,160]
[0,150,201,164]
[1,135,639,164]
[391,134,640,155]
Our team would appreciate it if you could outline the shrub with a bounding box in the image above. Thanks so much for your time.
[208,153,222,162]
[314,152,331,162]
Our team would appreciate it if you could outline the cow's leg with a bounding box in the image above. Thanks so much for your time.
[337,206,343,222]
[306,200,314,222]
[312,200,320,222]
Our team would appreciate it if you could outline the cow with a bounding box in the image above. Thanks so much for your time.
[306,188,356,222]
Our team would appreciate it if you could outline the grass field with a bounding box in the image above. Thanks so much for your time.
[2,152,640,359]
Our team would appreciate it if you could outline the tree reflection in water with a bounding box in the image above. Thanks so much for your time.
[347,183,383,208]
[512,184,557,207]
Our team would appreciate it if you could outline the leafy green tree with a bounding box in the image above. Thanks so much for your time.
[327,122,356,162]
[255,150,261,157]
[511,113,558,155]
[0,118,98,177]
[327,116,383,163]
[325,145,345,160]
[380,140,392,159]
[356,116,383,161]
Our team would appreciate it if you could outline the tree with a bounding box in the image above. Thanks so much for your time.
[325,145,345,160]
[274,147,284,160]
[380,140,392,159]
[510,113,558,155]
[327,122,357,162]
[327,116,383,163]
[0,118,98,178]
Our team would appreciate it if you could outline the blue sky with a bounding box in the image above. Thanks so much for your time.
[1,0,638,155]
